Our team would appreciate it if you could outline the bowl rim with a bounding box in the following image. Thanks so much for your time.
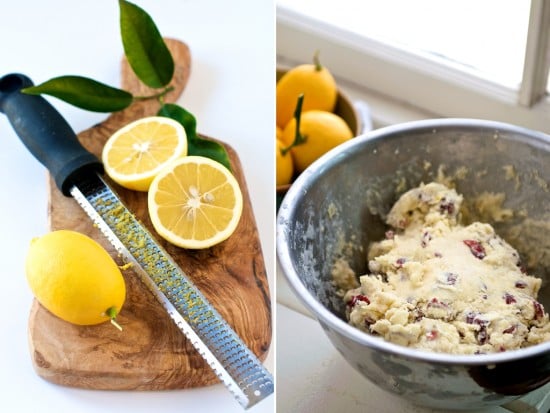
[276,117,550,365]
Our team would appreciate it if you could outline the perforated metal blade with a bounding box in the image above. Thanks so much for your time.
[70,173,273,409]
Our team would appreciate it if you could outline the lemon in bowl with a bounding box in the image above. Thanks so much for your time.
[281,109,353,175]
[276,65,360,205]
[276,52,339,130]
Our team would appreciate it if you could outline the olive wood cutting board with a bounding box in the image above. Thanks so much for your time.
[27,38,272,390]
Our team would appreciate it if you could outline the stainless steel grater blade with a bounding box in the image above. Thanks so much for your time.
[70,173,274,409]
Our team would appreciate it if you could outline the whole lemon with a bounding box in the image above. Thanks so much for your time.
[276,125,283,140]
[282,110,353,174]
[25,230,126,327]
[276,52,337,129]
[276,138,294,186]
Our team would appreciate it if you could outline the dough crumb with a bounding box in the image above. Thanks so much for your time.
[332,258,359,297]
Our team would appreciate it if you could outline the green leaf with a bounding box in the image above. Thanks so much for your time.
[188,135,232,172]
[22,76,133,112]
[119,0,174,88]
[158,103,232,171]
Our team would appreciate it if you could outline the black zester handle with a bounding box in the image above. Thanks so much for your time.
[0,73,102,195]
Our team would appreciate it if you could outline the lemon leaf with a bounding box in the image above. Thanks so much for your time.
[119,0,174,88]
[22,76,133,112]
[158,103,232,171]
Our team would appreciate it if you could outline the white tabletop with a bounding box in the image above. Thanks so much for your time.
[277,269,550,413]
[0,1,274,412]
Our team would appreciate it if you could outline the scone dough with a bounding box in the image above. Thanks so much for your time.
[343,182,550,354]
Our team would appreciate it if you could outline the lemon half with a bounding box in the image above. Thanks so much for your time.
[102,116,187,191]
[148,156,243,249]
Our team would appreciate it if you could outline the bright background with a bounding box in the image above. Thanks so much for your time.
[277,0,530,88]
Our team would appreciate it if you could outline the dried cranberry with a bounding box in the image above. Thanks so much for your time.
[428,297,448,308]
[466,312,488,327]
[502,325,516,334]
[347,294,370,307]
[515,280,527,289]
[395,258,407,268]
[421,231,432,248]
[445,272,458,285]
[476,326,489,345]
[426,330,438,340]
[515,258,527,273]
[463,239,486,259]
[503,293,517,304]
[434,252,443,258]
[534,301,545,320]
[439,200,455,215]
[466,312,478,324]
[519,265,527,274]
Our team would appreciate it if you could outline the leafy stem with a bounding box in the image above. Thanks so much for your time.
[105,306,123,331]
[158,103,232,170]
[19,0,232,170]
[313,50,322,71]
[133,85,174,101]
[281,94,307,156]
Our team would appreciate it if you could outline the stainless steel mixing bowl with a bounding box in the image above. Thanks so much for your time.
[276,118,550,410]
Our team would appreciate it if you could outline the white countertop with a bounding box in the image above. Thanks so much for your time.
[0,1,274,412]
[277,268,550,413]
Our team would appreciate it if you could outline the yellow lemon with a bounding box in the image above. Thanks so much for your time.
[276,138,294,186]
[25,230,126,327]
[102,116,187,191]
[276,52,338,129]
[282,110,353,174]
[276,125,283,141]
[148,156,243,249]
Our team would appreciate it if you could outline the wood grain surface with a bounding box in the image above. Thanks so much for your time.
[27,38,272,390]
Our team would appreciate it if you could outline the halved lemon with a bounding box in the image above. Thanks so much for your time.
[148,156,243,249]
[102,116,187,191]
